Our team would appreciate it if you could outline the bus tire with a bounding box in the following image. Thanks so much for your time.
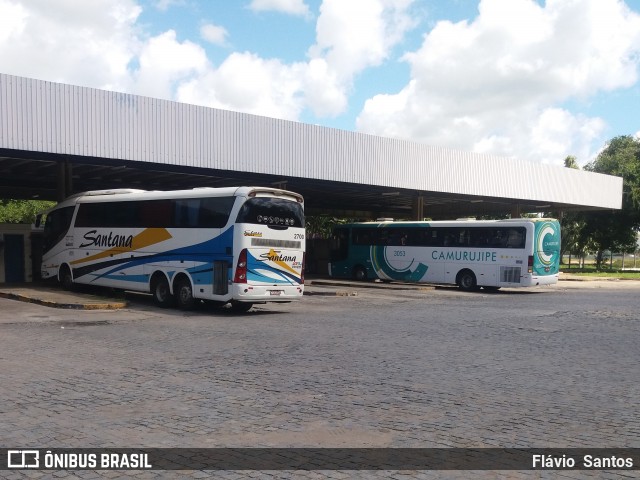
[483,286,501,292]
[353,265,368,281]
[230,301,253,313]
[151,274,174,308]
[457,269,477,291]
[174,275,196,310]
[59,264,74,291]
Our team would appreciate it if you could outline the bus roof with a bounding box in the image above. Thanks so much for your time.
[341,218,557,227]
[48,186,303,209]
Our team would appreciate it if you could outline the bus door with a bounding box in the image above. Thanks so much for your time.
[329,227,350,277]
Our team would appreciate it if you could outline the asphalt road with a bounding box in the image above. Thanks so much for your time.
[1,280,639,478]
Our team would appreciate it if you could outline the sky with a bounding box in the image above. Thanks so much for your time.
[1,0,639,167]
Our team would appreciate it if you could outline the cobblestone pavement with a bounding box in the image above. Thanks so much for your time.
[1,281,639,479]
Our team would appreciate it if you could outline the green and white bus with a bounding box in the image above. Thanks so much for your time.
[329,218,560,290]
[39,186,305,311]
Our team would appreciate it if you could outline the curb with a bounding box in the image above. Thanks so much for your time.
[0,291,127,310]
[305,290,358,297]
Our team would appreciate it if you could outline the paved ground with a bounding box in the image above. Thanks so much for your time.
[0,279,639,479]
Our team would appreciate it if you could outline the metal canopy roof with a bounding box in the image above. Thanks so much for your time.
[0,149,614,219]
[0,73,624,220]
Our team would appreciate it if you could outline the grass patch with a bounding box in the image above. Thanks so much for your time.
[561,264,640,279]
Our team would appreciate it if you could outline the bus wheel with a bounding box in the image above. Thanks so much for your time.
[353,266,368,281]
[152,274,174,308]
[174,276,196,310]
[457,270,477,291]
[230,301,253,313]
[59,265,74,291]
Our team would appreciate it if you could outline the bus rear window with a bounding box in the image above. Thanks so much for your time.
[236,197,304,227]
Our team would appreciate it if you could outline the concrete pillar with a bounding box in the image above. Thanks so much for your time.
[56,159,73,201]
[510,203,521,218]
[65,160,73,197]
[412,195,424,221]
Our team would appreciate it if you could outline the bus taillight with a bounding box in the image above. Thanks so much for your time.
[301,253,305,284]
[528,255,534,273]
[234,248,248,283]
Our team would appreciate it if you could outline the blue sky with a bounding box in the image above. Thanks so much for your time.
[1,0,639,166]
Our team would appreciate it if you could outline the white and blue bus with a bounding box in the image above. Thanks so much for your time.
[39,187,305,311]
[329,218,560,290]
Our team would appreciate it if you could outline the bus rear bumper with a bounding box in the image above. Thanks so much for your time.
[232,283,304,302]
[522,274,559,287]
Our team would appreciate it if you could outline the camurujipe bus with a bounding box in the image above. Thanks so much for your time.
[329,218,560,290]
[39,187,305,311]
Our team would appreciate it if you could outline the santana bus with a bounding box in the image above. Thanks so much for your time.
[329,218,560,290]
[39,187,305,311]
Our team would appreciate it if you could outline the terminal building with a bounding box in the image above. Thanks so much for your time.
[0,73,624,282]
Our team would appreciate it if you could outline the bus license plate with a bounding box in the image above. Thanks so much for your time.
[269,290,283,296]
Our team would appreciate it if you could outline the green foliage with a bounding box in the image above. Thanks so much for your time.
[586,135,640,215]
[0,199,55,224]
[578,135,640,267]
[306,216,359,239]
[564,155,579,169]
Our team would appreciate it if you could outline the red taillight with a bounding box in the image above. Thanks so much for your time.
[528,255,534,273]
[301,253,306,284]
[234,248,248,284]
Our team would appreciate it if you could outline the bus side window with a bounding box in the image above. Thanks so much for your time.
[421,229,441,247]
[174,199,199,227]
[506,228,525,248]
[491,229,507,247]
[139,200,171,228]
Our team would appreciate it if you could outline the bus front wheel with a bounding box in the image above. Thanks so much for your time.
[457,270,477,291]
[59,265,74,291]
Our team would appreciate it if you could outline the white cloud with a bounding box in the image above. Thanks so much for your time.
[177,52,306,120]
[248,0,310,17]
[0,0,27,44]
[200,23,228,46]
[153,0,185,10]
[0,0,141,90]
[356,0,640,165]
[180,0,416,120]
[134,30,209,100]
[0,0,211,100]
[0,0,419,126]
[309,0,416,80]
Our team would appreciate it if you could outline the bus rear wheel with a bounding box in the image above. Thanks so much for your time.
[152,274,174,308]
[353,265,368,281]
[483,286,501,292]
[230,301,253,313]
[174,276,196,310]
[457,270,477,292]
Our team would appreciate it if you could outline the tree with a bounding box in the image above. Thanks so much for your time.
[582,135,640,268]
[0,199,55,224]
[564,155,579,169]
